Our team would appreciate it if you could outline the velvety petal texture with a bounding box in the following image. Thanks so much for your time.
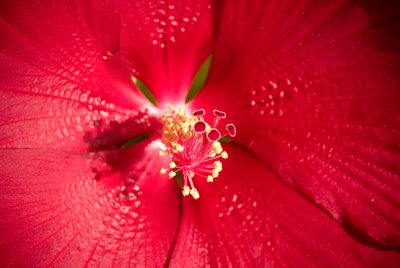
[0,1,181,266]
[0,0,156,152]
[192,0,400,247]
[1,0,400,266]
[0,143,180,267]
[118,0,213,104]
[170,146,400,267]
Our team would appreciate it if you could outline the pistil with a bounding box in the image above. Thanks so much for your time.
[159,107,236,199]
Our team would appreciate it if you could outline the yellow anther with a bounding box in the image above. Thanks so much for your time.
[212,142,223,154]
[213,161,222,171]
[207,175,214,182]
[159,150,166,156]
[182,185,190,196]
[160,167,167,175]
[212,169,220,178]
[169,171,176,179]
[190,188,200,199]
[189,170,195,178]
[182,122,189,129]
[221,151,228,159]
[176,144,184,152]
[178,107,185,117]
[169,162,176,168]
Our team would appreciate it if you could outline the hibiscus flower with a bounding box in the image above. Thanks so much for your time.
[1,0,399,267]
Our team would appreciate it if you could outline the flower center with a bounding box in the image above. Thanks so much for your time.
[159,107,236,199]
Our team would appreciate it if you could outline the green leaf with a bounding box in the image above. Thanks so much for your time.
[219,136,233,143]
[120,133,151,149]
[131,76,158,106]
[175,172,183,188]
[185,55,213,103]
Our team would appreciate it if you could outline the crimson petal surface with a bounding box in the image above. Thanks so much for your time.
[0,142,180,267]
[192,0,400,247]
[170,146,400,267]
[0,0,155,152]
[118,0,213,105]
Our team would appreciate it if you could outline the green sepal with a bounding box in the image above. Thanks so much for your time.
[132,76,158,106]
[185,55,213,103]
[120,133,151,149]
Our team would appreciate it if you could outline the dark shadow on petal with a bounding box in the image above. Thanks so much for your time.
[342,220,400,251]
[352,0,400,53]
[87,139,152,191]
[163,195,183,268]
[82,110,162,152]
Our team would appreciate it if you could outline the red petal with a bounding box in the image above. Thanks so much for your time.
[192,1,400,246]
[118,0,213,105]
[0,1,156,151]
[170,146,400,267]
[0,143,180,266]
